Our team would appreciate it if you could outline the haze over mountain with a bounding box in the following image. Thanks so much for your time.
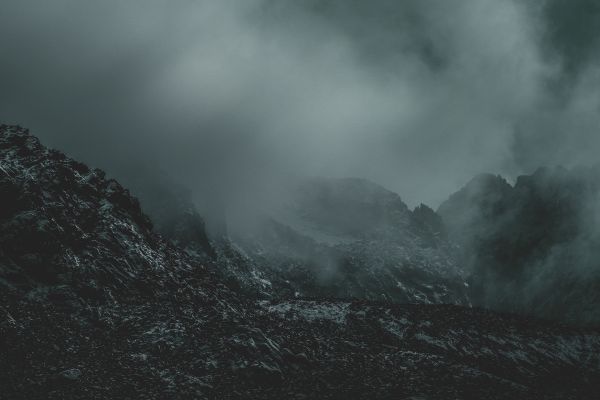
[1,0,600,210]
[2,1,600,398]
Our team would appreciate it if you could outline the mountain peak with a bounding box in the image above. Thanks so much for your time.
[0,125,191,299]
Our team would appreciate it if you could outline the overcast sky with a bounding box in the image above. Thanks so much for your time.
[1,0,599,208]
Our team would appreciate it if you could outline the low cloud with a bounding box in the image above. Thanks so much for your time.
[0,0,598,212]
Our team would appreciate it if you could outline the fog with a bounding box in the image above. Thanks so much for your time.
[437,165,600,324]
[1,0,599,212]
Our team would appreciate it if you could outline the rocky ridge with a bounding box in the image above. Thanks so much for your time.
[2,125,600,399]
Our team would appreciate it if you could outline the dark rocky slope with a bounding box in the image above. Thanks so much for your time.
[2,125,600,399]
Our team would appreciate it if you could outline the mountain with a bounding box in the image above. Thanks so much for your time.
[128,174,471,305]
[230,177,470,305]
[439,167,600,325]
[2,125,600,399]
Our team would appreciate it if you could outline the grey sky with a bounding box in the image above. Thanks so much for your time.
[0,0,598,208]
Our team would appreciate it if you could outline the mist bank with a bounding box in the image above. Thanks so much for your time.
[1,0,600,209]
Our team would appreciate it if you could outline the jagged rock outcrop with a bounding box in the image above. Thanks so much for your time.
[2,125,600,399]
[439,167,600,325]
[116,167,215,259]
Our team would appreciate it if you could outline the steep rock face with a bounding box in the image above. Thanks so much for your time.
[233,178,470,305]
[0,125,168,297]
[2,126,600,399]
[438,167,600,325]
[116,167,215,259]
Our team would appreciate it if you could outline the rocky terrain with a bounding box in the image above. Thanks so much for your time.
[2,125,600,399]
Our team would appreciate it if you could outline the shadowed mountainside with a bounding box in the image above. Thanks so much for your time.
[439,168,600,325]
[2,125,600,399]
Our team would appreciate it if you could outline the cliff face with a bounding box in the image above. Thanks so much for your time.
[439,168,600,325]
[2,125,600,399]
